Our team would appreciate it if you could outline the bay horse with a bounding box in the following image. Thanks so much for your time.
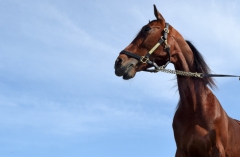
[114,5,240,157]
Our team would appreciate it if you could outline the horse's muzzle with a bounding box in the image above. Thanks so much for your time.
[114,56,138,80]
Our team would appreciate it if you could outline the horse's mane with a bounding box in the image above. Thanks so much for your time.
[185,40,217,89]
[176,40,217,111]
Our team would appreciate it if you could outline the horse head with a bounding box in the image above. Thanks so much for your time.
[114,5,173,80]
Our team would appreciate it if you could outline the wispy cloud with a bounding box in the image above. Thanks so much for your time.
[0,1,239,157]
[0,94,172,136]
[0,2,239,156]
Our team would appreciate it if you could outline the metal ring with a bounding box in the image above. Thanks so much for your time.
[164,28,169,33]
[140,56,149,64]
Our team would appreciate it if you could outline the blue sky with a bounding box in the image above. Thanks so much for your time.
[0,0,240,157]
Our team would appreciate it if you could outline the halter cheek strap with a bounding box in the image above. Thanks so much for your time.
[120,23,171,71]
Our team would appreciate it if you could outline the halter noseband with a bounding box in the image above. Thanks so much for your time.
[120,23,171,72]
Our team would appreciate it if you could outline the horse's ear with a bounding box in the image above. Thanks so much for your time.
[153,4,165,21]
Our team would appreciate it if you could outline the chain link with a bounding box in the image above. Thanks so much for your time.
[153,65,203,78]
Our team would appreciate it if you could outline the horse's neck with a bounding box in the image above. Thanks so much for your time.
[176,75,211,112]
[171,32,211,112]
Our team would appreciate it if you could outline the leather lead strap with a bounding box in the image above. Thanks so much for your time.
[203,74,240,80]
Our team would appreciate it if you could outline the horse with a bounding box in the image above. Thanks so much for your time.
[114,5,240,157]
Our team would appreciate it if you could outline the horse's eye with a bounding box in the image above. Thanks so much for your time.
[142,26,151,33]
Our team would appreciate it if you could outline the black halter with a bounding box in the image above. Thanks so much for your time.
[120,23,240,80]
[120,23,171,71]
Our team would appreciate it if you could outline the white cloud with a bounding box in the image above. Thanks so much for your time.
[0,0,239,145]
[0,95,172,136]
[0,1,239,157]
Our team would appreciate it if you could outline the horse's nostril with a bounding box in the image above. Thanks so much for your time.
[115,58,123,65]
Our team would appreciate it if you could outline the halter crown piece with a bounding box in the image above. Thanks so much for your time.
[120,23,240,80]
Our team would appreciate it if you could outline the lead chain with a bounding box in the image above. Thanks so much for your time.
[154,66,203,78]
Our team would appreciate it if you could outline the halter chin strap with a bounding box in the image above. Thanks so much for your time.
[120,23,171,72]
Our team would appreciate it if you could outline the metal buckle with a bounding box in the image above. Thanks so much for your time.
[140,56,149,63]
[164,28,169,33]
[161,36,170,49]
